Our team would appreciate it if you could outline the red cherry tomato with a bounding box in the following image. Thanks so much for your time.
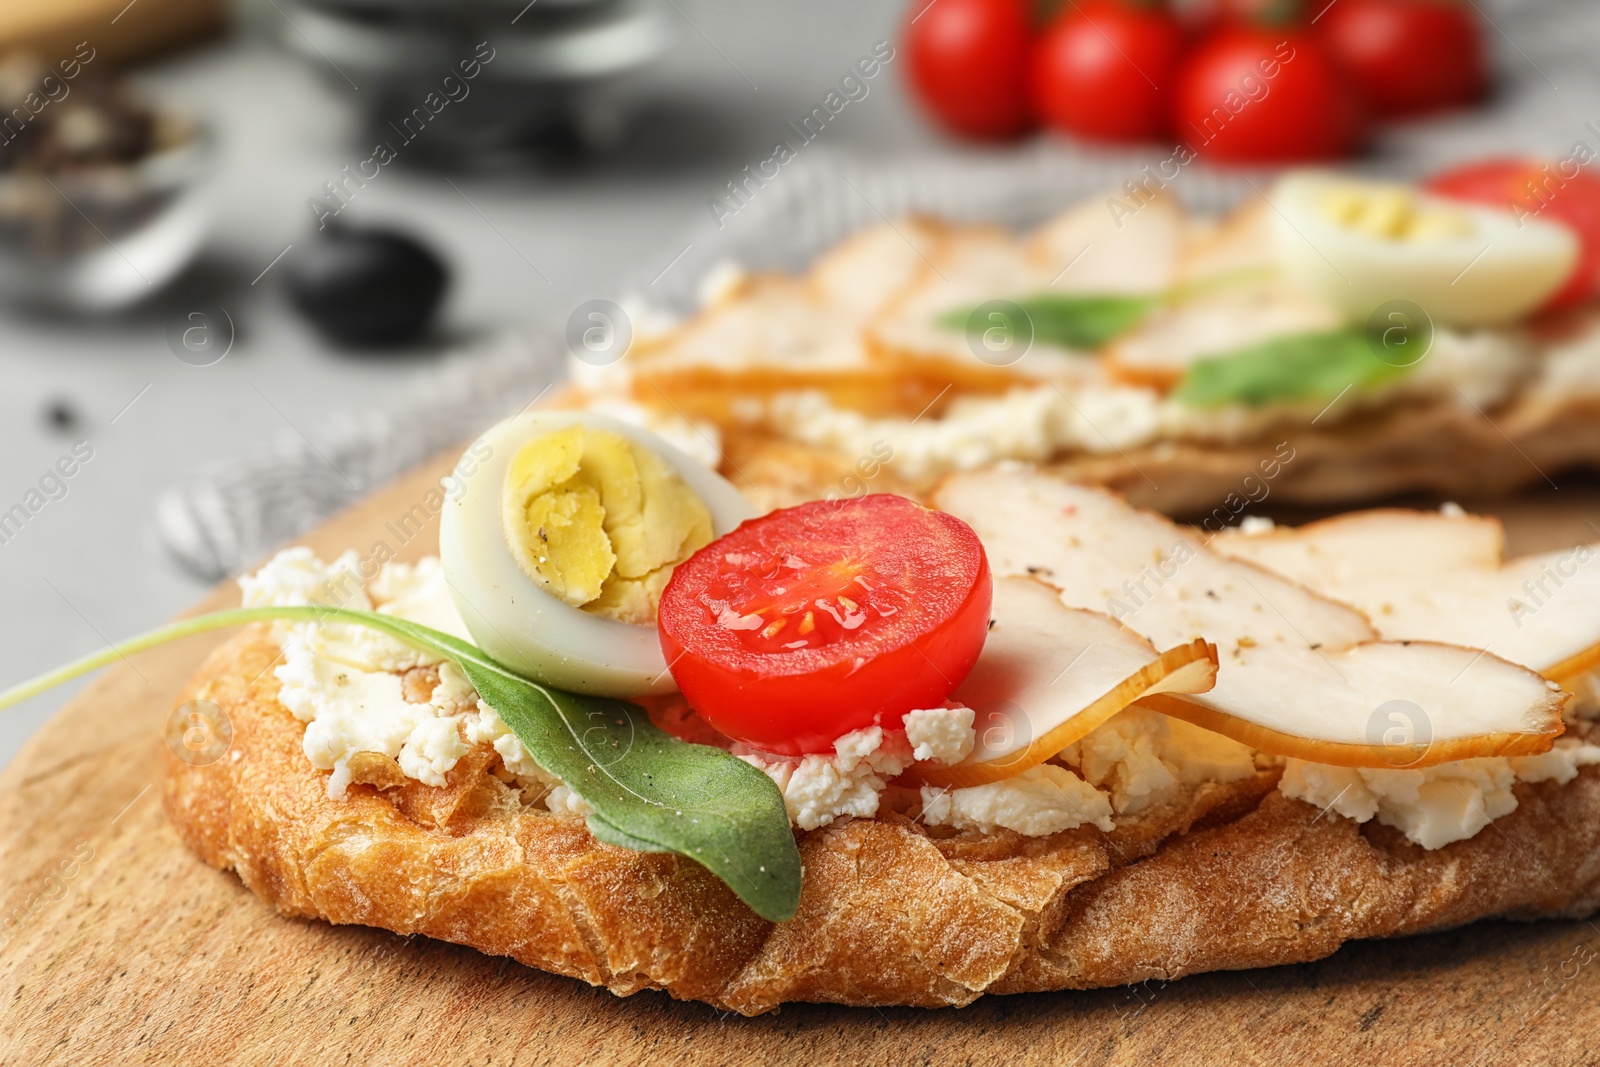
[657,495,992,756]
[1317,0,1486,117]
[1428,158,1600,312]
[1031,0,1186,143]
[1171,27,1362,163]
[904,0,1034,140]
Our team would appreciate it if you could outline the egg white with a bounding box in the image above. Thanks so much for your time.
[439,410,754,696]
[1270,171,1579,329]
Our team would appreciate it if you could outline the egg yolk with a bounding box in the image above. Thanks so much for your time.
[1319,183,1473,242]
[502,425,714,624]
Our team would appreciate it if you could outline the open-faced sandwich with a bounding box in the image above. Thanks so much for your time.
[11,172,1600,1016]
[28,406,1576,1015]
[568,166,1600,518]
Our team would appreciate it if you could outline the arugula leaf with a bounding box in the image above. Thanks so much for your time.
[937,293,1157,351]
[1016,293,1157,349]
[446,648,803,923]
[0,604,802,923]
[1172,329,1414,409]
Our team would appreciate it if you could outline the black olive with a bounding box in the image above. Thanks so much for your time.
[41,397,79,433]
[286,224,448,347]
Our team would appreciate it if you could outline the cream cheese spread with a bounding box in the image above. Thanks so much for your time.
[1278,740,1600,850]
[738,726,915,831]
[1062,707,1259,815]
[919,707,1260,836]
[753,328,1528,486]
[242,548,570,804]
[737,706,977,831]
[921,764,1115,836]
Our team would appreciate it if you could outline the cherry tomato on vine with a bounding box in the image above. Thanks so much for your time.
[1031,0,1186,143]
[904,0,1035,140]
[1171,27,1362,163]
[657,495,992,756]
[1317,0,1487,117]
[1428,158,1600,312]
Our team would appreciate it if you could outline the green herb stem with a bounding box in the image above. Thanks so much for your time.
[936,266,1280,354]
[0,606,349,713]
[0,603,803,921]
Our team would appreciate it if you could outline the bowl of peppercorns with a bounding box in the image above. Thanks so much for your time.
[0,50,215,313]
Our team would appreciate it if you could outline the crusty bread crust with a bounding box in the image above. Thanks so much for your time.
[704,394,1600,518]
[1045,395,1600,516]
[164,626,1600,1014]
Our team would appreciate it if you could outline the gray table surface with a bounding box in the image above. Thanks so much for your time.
[0,0,923,769]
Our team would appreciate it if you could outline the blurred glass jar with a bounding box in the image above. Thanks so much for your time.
[285,0,672,165]
[0,53,214,313]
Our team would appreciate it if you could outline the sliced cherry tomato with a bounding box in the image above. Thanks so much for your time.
[1317,0,1486,117]
[657,494,992,756]
[1031,0,1186,143]
[1428,158,1600,312]
[904,0,1035,140]
[1171,27,1362,163]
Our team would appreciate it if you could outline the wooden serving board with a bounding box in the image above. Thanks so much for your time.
[4,452,1600,1066]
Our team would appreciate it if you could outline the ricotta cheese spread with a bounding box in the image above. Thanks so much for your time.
[751,330,1527,486]
[1278,739,1600,850]
[921,764,1115,836]
[739,726,916,832]
[1400,327,1533,409]
[735,705,981,831]
[1061,707,1259,815]
[903,703,976,764]
[736,706,991,831]
[242,548,571,805]
[763,385,1153,483]
[1531,314,1600,399]
[919,707,1259,836]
